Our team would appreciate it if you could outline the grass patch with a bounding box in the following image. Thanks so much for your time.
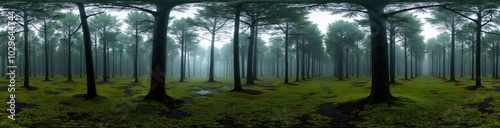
[0,75,498,127]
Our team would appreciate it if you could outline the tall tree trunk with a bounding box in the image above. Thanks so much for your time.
[475,18,482,89]
[22,11,30,88]
[67,42,73,81]
[471,38,475,79]
[443,47,446,79]
[144,4,175,103]
[345,47,349,79]
[180,33,185,82]
[301,41,305,80]
[276,47,279,78]
[284,23,290,84]
[461,42,464,78]
[253,23,259,80]
[245,19,255,85]
[450,25,456,81]
[134,27,139,82]
[295,40,299,82]
[43,23,50,81]
[208,27,216,82]
[496,42,499,79]
[365,4,395,104]
[232,3,243,91]
[404,39,408,80]
[76,2,98,99]
[389,25,396,84]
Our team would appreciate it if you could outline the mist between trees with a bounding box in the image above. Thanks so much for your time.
[0,0,498,105]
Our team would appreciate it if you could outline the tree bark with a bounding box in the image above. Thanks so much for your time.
[76,2,98,99]
[449,25,456,81]
[22,10,30,88]
[144,3,175,104]
[365,4,395,104]
[232,3,243,92]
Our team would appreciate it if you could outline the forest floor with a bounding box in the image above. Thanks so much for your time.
[0,75,499,127]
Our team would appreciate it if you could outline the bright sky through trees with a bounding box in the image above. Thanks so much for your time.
[103,4,439,49]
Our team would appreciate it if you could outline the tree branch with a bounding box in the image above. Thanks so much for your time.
[441,6,476,22]
[387,4,448,17]
[86,11,104,19]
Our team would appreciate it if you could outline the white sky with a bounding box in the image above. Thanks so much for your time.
[108,4,440,49]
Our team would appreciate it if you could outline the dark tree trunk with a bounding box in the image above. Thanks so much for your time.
[345,47,349,79]
[475,19,482,89]
[295,40,299,82]
[276,47,279,78]
[22,11,30,88]
[232,3,243,92]
[365,4,395,104]
[471,37,475,80]
[180,32,185,82]
[76,2,98,99]
[253,23,259,80]
[496,42,499,79]
[443,47,446,79]
[208,28,216,82]
[461,42,464,77]
[389,25,396,83]
[134,27,139,83]
[245,19,255,85]
[301,41,305,80]
[144,4,175,104]
[450,25,456,81]
[67,42,73,81]
[404,36,408,80]
[284,23,290,84]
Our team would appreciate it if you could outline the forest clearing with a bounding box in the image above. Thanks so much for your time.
[1,75,499,127]
[1,0,500,127]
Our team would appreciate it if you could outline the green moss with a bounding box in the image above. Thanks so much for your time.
[0,75,498,127]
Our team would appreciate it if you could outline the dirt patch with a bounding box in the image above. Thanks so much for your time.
[323,87,332,94]
[117,85,136,97]
[464,86,481,91]
[464,97,494,114]
[57,87,73,92]
[487,86,500,92]
[6,98,37,113]
[317,103,357,127]
[162,108,188,119]
[429,90,439,95]
[258,85,277,91]
[216,116,246,127]
[0,86,9,91]
[161,100,190,119]
[44,91,61,95]
[352,82,367,87]
[26,86,39,91]
[59,101,72,106]
[183,98,193,104]
[242,89,263,95]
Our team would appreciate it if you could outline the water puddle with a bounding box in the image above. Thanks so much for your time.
[190,87,222,98]
[222,85,232,89]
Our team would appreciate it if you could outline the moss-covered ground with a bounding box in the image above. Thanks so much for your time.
[0,75,499,127]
